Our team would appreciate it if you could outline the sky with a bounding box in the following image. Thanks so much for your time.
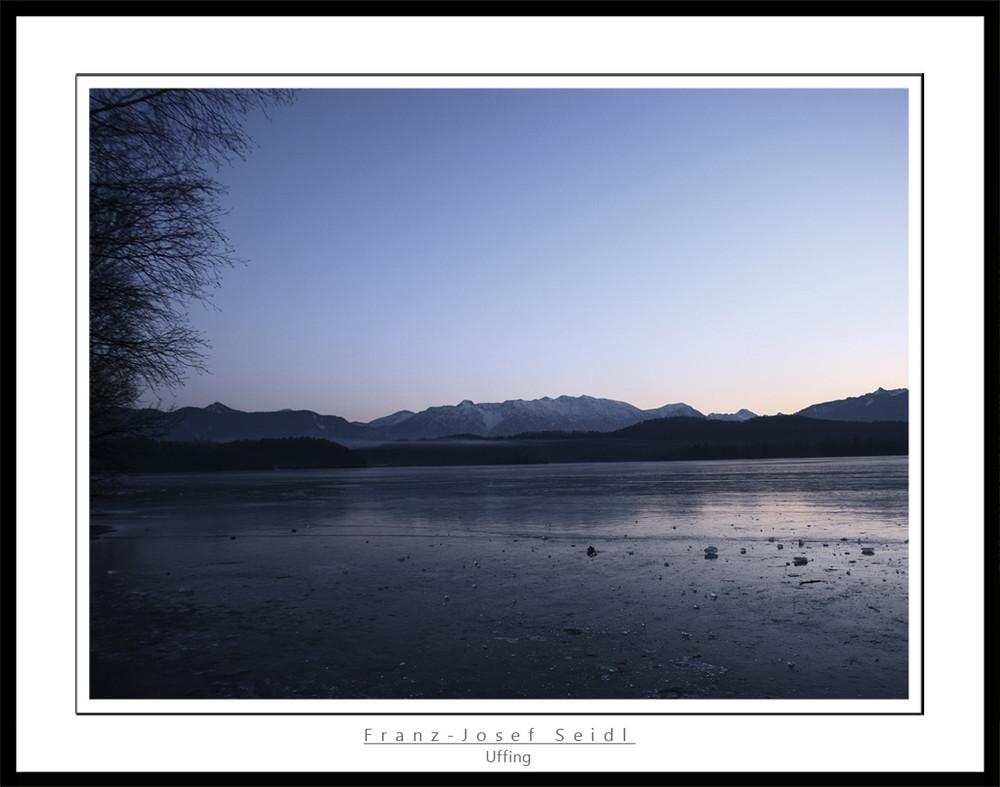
[151,87,910,423]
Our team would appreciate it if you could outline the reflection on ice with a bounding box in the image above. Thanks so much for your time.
[89,456,909,700]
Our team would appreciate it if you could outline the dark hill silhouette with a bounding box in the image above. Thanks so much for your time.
[794,387,908,422]
[358,415,907,467]
[109,436,367,473]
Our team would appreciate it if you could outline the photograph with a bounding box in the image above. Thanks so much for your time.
[12,7,992,782]
[86,81,913,703]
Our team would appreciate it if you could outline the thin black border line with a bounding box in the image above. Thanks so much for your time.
[982,2,1000,783]
[10,0,1000,18]
[79,71,924,77]
[75,59,81,732]
[78,72,924,718]
[5,773,995,787]
[919,70,926,716]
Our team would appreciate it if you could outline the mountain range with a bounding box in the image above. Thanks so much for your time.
[153,388,907,446]
[795,387,909,422]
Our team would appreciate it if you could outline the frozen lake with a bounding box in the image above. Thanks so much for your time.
[89,456,909,700]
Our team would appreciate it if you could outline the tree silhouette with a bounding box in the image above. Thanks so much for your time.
[89,88,295,487]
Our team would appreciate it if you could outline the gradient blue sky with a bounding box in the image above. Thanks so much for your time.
[154,87,909,423]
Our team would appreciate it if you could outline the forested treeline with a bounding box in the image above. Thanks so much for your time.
[105,416,906,471]
[358,415,907,467]
[108,437,367,472]
[612,414,907,446]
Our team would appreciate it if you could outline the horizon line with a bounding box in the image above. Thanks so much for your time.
[145,386,909,424]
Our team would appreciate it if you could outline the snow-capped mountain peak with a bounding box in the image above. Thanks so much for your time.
[372,395,651,440]
[642,402,705,420]
[706,408,758,422]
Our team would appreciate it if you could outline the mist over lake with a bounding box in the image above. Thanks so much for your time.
[90,456,908,700]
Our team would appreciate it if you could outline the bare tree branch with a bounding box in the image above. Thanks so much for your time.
[90,88,296,488]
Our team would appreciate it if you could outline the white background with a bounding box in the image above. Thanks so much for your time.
[17,13,985,776]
